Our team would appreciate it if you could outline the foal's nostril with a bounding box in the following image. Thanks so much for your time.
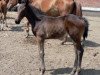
[15,19,20,24]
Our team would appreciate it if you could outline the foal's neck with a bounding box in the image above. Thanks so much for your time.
[25,4,40,28]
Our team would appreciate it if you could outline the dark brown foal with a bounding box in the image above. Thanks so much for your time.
[15,1,89,75]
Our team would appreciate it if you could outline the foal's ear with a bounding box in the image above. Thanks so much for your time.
[24,0,29,6]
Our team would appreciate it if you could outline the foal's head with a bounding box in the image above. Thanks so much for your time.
[15,3,26,24]
[15,0,41,24]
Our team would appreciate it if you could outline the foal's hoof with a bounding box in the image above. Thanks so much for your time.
[70,71,75,75]
[26,35,30,38]
[26,36,29,38]
[70,68,76,75]
[40,69,45,75]
[74,71,81,75]
[39,68,45,75]
[26,34,30,38]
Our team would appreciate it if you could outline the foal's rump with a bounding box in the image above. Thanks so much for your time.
[64,14,89,40]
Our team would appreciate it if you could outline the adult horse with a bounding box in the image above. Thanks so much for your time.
[7,0,82,16]
[15,1,89,75]
[7,0,82,38]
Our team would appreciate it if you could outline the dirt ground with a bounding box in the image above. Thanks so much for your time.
[0,12,100,75]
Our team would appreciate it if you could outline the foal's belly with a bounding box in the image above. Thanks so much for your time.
[46,30,66,39]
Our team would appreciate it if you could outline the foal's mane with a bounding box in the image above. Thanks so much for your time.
[26,4,41,21]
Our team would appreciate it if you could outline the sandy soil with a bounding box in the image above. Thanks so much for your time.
[0,12,100,75]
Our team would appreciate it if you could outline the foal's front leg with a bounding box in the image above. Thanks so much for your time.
[37,36,45,75]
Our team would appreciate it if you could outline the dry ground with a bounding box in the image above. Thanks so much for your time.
[0,12,100,75]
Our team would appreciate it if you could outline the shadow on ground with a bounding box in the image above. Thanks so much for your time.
[60,38,100,47]
[10,26,24,32]
[84,40,100,47]
[47,67,100,75]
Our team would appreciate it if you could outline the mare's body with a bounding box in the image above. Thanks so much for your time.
[7,0,82,16]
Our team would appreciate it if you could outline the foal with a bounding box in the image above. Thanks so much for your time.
[15,2,89,75]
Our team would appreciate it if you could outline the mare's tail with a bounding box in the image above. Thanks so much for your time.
[83,17,89,40]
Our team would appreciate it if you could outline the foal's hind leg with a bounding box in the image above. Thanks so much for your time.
[37,36,45,75]
[69,35,84,75]
[72,43,84,75]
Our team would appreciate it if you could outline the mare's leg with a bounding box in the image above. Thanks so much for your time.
[70,35,84,75]
[3,8,7,27]
[0,13,4,30]
[37,36,45,75]
[26,22,30,38]
[4,14,7,27]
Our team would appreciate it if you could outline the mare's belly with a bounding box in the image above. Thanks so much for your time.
[46,7,60,17]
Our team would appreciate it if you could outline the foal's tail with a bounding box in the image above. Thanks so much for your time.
[83,17,89,40]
